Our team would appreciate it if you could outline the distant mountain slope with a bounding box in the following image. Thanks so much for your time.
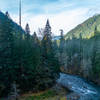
[0,11,25,34]
[65,14,100,39]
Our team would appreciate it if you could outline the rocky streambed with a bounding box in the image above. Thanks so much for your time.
[57,73,100,100]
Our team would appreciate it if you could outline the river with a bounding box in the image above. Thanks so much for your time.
[57,73,100,100]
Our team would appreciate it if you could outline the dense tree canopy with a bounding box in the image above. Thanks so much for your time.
[0,13,60,97]
[0,11,100,98]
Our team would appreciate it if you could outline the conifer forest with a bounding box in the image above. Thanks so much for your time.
[0,0,100,100]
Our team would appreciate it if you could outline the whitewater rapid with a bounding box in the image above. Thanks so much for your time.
[57,73,100,100]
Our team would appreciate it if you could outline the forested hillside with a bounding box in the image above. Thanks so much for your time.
[65,14,100,39]
[63,15,100,83]
[0,12,60,98]
[60,21,100,85]
[0,10,100,100]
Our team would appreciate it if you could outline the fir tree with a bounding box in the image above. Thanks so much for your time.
[25,23,30,39]
[5,11,10,19]
[44,19,52,36]
[39,20,59,89]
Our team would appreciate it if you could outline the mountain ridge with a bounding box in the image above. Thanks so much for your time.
[65,14,100,39]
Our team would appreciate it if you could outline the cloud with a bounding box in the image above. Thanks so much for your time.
[1,0,100,36]
[12,7,90,36]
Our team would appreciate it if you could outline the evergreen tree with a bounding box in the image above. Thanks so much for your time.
[5,11,10,19]
[59,29,67,70]
[0,13,60,96]
[44,19,52,35]
[32,32,39,44]
[38,20,59,90]
[25,23,30,39]
[0,16,14,95]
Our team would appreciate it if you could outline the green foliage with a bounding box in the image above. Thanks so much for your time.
[0,12,60,97]
[39,20,60,90]
[0,15,14,96]
[60,24,100,82]
[92,27,100,79]
[20,90,57,100]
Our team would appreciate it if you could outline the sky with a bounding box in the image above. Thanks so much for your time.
[0,0,100,35]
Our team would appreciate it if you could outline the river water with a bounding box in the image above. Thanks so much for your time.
[57,73,100,100]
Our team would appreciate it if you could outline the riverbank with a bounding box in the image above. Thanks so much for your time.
[19,84,68,100]
[2,73,100,100]
[57,73,100,100]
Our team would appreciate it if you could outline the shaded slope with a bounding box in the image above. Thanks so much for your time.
[0,11,25,34]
